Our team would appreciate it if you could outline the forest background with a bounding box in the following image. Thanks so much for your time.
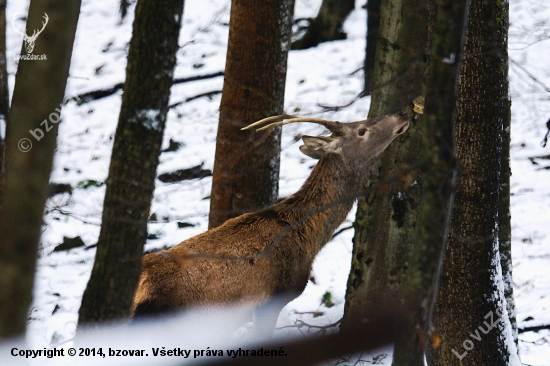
[0,0,548,364]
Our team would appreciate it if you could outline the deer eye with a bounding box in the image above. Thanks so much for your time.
[358,128,367,136]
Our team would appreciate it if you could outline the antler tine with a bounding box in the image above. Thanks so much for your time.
[41,13,49,27]
[241,114,297,131]
[242,114,343,133]
[255,117,342,132]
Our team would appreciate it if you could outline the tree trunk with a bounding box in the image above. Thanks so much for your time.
[208,0,295,229]
[499,87,517,346]
[427,0,519,363]
[291,0,355,50]
[78,0,184,325]
[363,0,381,94]
[0,0,81,339]
[396,0,470,361]
[342,0,428,363]
[0,0,9,205]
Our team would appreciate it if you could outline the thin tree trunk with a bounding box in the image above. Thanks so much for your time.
[78,0,184,325]
[208,0,295,229]
[342,0,428,363]
[291,0,355,50]
[119,0,131,20]
[0,0,81,339]
[427,0,519,363]
[363,0,381,94]
[0,0,9,205]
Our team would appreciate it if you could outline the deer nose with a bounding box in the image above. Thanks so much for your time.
[398,111,409,119]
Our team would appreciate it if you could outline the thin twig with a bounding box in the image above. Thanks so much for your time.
[509,58,550,93]
[331,225,353,240]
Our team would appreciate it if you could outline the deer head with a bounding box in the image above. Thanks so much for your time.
[243,112,409,175]
[12,13,49,54]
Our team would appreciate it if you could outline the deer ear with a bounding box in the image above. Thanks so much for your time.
[300,136,341,159]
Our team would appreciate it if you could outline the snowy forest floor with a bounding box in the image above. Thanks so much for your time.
[2,0,549,364]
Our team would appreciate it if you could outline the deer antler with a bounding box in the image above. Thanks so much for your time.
[242,114,343,133]
[27,13,49,41]
[241,114,296,130]
[12,13,27,37]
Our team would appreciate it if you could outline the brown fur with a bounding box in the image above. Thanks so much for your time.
[131,113,409,334]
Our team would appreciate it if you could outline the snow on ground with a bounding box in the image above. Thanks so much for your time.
[1,0,549,364]
[508,1,550,363]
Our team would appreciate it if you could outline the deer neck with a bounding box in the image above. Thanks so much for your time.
[278,154,364,250]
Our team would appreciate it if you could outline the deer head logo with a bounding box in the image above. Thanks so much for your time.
[12,13,49,54]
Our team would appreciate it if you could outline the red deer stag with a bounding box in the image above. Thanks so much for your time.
[132,112,410,336]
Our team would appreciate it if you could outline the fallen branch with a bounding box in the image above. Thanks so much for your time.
[168,90,222,109]
[518,324,550,333]
[75,71,224,102]
[157,163,212,183]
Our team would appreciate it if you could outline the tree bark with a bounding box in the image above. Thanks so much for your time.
[398,0,470,361]
[0,0,9,205]
[208,0,295,229]
[0,0,81,339]
[342,0,428,363]
[427,0,519,363]
[78,0,184,325]
[363,0,381,94]
[291,0,355,50]
[499,80,517,346]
